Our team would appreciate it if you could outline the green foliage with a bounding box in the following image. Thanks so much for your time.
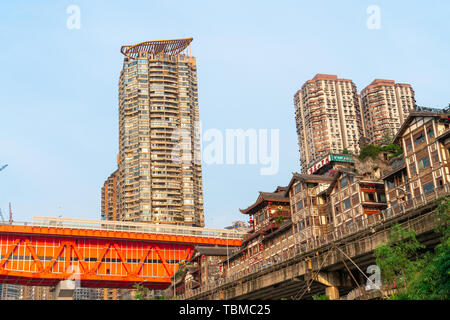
[375,197,450,300]
[312,294,330,300]
[402,197,450,300]
[358,143,403,160]
[342,148,349,155]
[359,144,381,160]
[380,144,403,158]
[133,283,150,300]
[375,224,425,290]
[274,215,285,224]
[435,196,450,236]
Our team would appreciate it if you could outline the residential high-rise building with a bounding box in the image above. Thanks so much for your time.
[360,79,416,145]
[101,169,119,221]
[20,286,55,300]
[117,38,204,227]
[0,284,20,300]
[294,74,364,171]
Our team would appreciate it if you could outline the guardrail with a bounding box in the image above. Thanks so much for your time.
[179,184,449,299]
[0,216,246,241]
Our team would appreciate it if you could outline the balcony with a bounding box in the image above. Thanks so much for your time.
[269,210,290,221]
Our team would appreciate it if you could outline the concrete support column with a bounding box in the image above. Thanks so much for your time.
[325,286,340,300]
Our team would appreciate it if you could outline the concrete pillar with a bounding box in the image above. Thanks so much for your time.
[325,286,340,300]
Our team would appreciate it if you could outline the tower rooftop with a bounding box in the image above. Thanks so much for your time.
[120,37,193,59]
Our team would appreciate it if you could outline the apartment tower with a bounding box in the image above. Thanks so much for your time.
[117,38,204,227]
[294,74,364,171]
[360,79,416,145]
[101,169,119,221]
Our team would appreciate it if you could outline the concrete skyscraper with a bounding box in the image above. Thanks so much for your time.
[294,74,364,171]
[360,79,416,145]
[117,38,204,227]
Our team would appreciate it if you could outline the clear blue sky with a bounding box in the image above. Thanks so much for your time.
[0,0,449,228]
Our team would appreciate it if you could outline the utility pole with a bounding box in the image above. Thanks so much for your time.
[9,202,13,224]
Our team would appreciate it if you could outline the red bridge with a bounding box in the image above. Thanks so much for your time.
[0,217,243,289]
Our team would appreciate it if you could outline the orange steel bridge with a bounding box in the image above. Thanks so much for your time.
[0,217,243,289]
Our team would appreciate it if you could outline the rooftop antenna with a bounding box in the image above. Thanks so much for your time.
[0,208,5,222]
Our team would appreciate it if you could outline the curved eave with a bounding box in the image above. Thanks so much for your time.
[121,38,193,59]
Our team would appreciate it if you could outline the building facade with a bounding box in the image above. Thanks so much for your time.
[294,74,364,171]
[360,79,416,145]
[0,284,20,300]
[19,286,55,300]
[383,110,450,209]
[324,169,387,235]
[117,38,204,227]
[286,174,335,247]
[101,169,119,221]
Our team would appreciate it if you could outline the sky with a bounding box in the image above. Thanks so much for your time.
[0,0,449,228]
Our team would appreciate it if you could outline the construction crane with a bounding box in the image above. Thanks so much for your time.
[0,164,8,172]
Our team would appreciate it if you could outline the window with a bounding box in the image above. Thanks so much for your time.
[340,177,348,188]
[414,187,421,198]
[335,204,341,213]
[418,156,430,169]
[387,179,395,188]
[413,131,425,146]
[298,220,305,230]
[352,194,360,205]
[343,198,351,209]
[377,193,386,203]
[405,138,412,151]
[258,213,264,222]
[431,151,439,165]
[423,182,434,195]
[365,192,376,202]
[296,200,303,211]
[409,163,417,176]
[295,183,301,194]
[427,126,434,139]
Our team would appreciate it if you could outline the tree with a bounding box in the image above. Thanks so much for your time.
[380,143,403,159]
[375,197,450,300]
[133,283,150,300]
[399,197,450,299]
[374,224,424,292]
[358,144,381,160]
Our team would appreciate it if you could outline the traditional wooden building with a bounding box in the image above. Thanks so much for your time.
[383,109,450,209]
[167,246,230,298]
[220,187,292,277]
[238,187,291,267]
[322,169,387,235]
[286,174,335,247]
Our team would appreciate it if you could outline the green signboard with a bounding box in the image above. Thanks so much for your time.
[330,154,354,163]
